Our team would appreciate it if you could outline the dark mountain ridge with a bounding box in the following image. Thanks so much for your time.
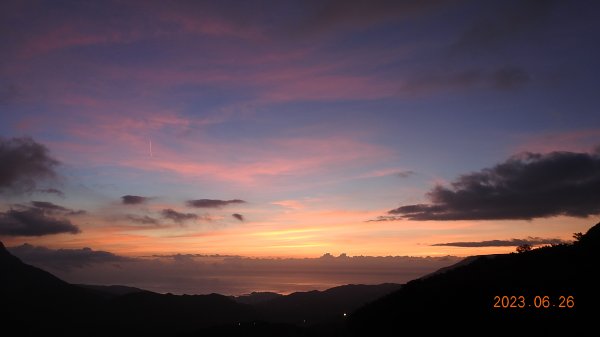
[349,221,600,336]
[232,291,283,304]
[76,284,149,297]
[255,283,402,324]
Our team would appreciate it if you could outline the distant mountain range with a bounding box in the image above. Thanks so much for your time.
[1,221,598,336]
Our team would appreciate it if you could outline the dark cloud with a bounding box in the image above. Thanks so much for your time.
[151,253,241,259]
[432,237,568,247]
[0,207,80,236]
[0,137,59,194]
[397,170,415,178]
[186,199,246,208]
[37,188,65,197]
[232,213,244,222]
[8,243,131,271]
[161,208,197,223]
[365,215,403,222]
[31,201,84,215]
[126,214,161,225]
[387,149,600,220]
[406,66,530,94]
[121,195,149,205]
[31,201,70,212]
[30,201,86,216]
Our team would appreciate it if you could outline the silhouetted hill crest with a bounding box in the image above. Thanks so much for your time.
[578,221,600,247]
[349,222,600,336]
[233,291,283,304]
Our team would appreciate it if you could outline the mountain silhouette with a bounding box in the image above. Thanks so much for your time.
[0,242,101,336]
[255,283,401,324]
[349,222,600,336]
[233,291,283,305]
[77,284,149,298]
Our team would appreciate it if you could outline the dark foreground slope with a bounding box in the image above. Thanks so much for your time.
[0,242,102,336]
[350,222,600,337]
[0,242,256,336]
[255,283,401,324]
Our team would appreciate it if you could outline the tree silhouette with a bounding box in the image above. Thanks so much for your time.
[516,244,532,253]
[572,232,584,242]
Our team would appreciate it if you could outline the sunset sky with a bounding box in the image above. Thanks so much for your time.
[1,1,599,294]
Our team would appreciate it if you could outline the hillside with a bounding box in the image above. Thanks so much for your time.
[255,283,401,324]
[0,242,102,336]
[349,222,600,336]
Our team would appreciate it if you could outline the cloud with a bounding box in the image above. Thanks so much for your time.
[29,201,85,215]
[121,195,149,205]
[8,243,131,271]
[161,208,198,224]
[126,214,161,225]
[387,149,600,220]
[0,137,59,194]
[365,215,403,222]
[397,170,415,178]
[30,201,70,212]
[272,200,305,210]
[37,188,65,197]
[186,199,246,208]
[406,66,530,94]
[0,207,80,236]
[432,237,568,247]
[232,213,244,222]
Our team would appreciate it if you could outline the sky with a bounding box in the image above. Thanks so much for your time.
[1,0,599,294]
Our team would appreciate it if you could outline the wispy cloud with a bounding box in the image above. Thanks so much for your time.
[161,209,198,224]
[37,188,65,198]
[187,199,245,208]
[126,214,161,226]
[432,237,568,247]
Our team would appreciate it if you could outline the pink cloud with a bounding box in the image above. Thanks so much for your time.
[357,168,414,179]
[18,24,140,58]
[33,105,391,187]
[272,200,306,210]
[157,10,264,40]
[14,3,263,59]
[513,128,600,154]
[259,74,397,102]
[119,134,392,185]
